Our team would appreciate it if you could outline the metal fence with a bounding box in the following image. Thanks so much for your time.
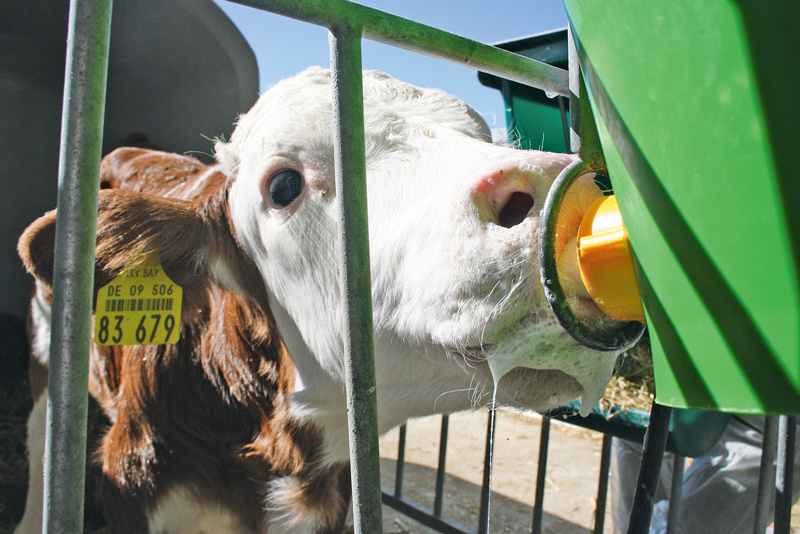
[46,0,569,531]
[382,411,608,534]
[383,410,798,534]
[42,1,797,533]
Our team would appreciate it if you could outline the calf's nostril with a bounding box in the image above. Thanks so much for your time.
[497,192,535,228]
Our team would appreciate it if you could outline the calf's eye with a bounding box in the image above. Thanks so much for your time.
[267,169,305,208]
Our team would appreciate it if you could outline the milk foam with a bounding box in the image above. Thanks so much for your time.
[487,317,618,417]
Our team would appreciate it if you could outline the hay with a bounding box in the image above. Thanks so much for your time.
[0,419,27,486]
[0,315,31,533]
[0,414,29,534]
[0,315,112,533]
[599,334,655,414]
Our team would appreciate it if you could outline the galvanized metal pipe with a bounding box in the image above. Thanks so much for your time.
[434,414,450,517]
[558,95,571,152]
[477,407,497,534]
[229,0,568,97]
[775,416,796,534]
[665,455,685,534]
[329,22,384,533]
[567,22,604,170]
[395,424,407,498]
[593,435,613,534]
[753,416,779,534]
[627,403,672,534]
[567,23,580,154]
[44,0,112,531]
[532,417,551,534]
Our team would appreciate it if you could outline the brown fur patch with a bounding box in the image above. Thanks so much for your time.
[17,148,351,532]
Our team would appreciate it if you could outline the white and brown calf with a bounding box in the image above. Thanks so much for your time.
[16,68,620,533]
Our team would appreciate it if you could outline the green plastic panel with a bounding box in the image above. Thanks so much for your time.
[480,31,731,452]
[564,1,800,414]
[477,31,570,153]
[505,86,569,153]
[552,402,731,458]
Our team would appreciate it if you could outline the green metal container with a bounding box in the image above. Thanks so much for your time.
[478,30,571,154]
[563,1,800,415]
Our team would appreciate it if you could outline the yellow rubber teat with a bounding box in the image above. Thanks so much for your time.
[577,195,645,323]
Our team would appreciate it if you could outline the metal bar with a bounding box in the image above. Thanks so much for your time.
[434,414,450,517]
[593,434,613,534]
[774,416,796,534]
[665,455,685,534]
[44,0,112,531]
[477,407,497,534]
[329,22,383,533]
[532,417,551,534]
[558,95,571,153]
[754,416,780,534]
[395,423,407,498]
[567,22,604,169]
[627,403,672,534]
[499,79,519,147]
[228,0,568,97]
[567,23,580,154]
[219,3,565,531]
[382,487,475,534]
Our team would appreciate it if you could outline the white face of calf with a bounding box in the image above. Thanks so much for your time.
[220,68,619,435]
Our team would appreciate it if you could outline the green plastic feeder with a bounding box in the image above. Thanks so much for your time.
[480,32,732,457]
[564,1,800,415]
[486,5,800,416]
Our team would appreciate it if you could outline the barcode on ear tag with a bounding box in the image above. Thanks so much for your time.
[94,256,183,345]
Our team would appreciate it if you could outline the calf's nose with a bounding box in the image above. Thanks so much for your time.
[472,162,536,229]
[471,153,573,229]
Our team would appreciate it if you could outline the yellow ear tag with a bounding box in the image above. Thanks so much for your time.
[94,256,183,345]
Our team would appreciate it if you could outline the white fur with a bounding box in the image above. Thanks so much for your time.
[148,487,253,534]
[221,68,620,465]
[15,393,47,534]
[265,477,330,534]
[29,283,52,365]
[15,284,52,534]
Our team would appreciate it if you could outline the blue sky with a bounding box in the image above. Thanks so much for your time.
[213,1,568,136]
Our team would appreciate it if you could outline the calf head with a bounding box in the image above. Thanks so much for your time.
[218,68,621,436]
[20,68,622,465]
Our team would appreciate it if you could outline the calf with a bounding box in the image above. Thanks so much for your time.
[16,68,621,533]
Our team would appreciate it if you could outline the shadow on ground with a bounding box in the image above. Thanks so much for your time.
[381,457,593,534]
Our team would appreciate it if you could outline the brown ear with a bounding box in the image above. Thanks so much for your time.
[99,146,208,191]
[18,188,269,314]
[18,209,59,288]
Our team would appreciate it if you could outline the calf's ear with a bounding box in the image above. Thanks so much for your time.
[18,209,59,289]
[18,188,269,312]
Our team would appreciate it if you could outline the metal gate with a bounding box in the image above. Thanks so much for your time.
[383,408,798,534]
[44,0,567,531]
[40,1,797,533]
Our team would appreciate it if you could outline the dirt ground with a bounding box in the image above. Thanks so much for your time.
[379,409,614,534]
[379,410,800,534]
